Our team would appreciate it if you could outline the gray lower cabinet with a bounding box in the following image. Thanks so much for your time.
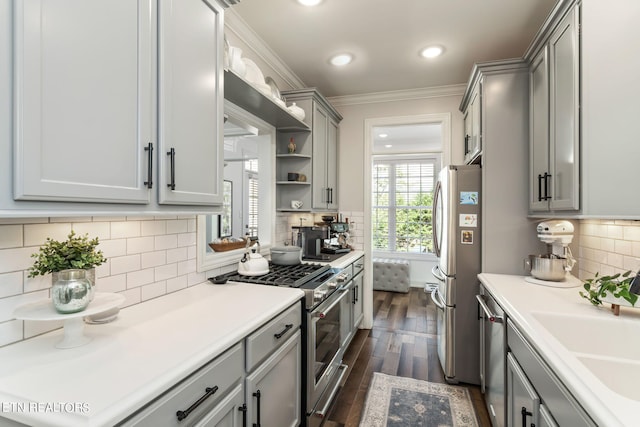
[506,352,539,427]
[246,331,301,427]
[120,302,302,427]
[507,321,596,427]
[120,343,244,426]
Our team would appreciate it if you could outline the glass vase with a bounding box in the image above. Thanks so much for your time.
[51,269,92,314]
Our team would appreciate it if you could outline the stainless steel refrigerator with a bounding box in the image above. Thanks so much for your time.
[430,164,481,385]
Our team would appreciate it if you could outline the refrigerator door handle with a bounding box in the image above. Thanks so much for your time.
[432,180,442,258]
[431,265,446,282]
[430,288,445,309]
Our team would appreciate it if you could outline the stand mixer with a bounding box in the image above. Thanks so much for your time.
[524,220,580,288]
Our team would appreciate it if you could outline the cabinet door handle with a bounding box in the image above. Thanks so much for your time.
[176,385,218,421]
[252,389,261,427]
[521,406,534,427]
[329,188,333,204]
[144,142,153,189]
[274,323,293,339]
[239,403,247,427]
[167,148,176,190]
[543,172,551,200]
[464,135,470,154]
[537,174,543,202]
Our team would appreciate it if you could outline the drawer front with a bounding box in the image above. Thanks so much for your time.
[352,256,364,276]
[122,343,243,427]
[507,321,596,427]
[246,302,301,372]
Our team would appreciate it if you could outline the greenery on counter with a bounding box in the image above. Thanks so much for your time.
[579,271,638,307]
[28,230,107,277]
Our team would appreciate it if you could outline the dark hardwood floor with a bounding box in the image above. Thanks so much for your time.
[323,288,491,427]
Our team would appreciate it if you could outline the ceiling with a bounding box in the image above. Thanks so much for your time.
[230,0,558,98]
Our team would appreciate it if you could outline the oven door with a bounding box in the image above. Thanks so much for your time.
[307,284,349,416]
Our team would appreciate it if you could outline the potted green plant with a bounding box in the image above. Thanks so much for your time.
[29,231,107,313]
[579,271,638,315]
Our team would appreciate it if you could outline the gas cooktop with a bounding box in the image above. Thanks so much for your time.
[223,263,330,288]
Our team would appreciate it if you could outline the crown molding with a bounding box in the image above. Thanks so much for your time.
[224,9,307,90]
[327,84,467,107]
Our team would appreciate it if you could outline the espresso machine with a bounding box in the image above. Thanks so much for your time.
[321,217,351,254]
[292,226,329,259]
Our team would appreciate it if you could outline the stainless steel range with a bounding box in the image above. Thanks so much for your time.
[220,262,350,427]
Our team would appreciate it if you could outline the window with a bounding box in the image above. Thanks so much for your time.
[245,159,259,238]
[372,156,438,253]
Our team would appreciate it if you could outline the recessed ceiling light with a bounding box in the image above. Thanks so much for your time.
[384,144,393,148]
[329,53,353,66]
[379,133,388,138]
[298,0,322,6]
[420,46,444,58]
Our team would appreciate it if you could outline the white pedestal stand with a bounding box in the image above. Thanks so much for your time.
[13,293,126,349]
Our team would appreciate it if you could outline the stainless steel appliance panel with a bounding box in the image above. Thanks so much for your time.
[432,164,481,385]
[477,287,506,427]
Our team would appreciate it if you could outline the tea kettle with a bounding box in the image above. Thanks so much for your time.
[238,239,269,276]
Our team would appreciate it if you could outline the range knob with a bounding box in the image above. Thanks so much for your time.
[327,281,337,289]
[336,273,348,283]
[313,289,327,302]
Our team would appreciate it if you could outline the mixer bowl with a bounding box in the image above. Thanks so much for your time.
[527,254,568,281]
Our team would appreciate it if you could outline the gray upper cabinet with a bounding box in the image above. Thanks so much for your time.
[13,0,155,204]
[157,0,224,206]
[3,0,226,216]
[280,89,342,212]
[528,4,580,213]
[463,82,482,164]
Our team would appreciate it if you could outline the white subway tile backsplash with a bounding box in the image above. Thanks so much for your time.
[0,247,37,274]
[167,247,188,263]
[0,225,23,249]
[127,236,155,254]
[96,274,127,293]
[155,234,178,251]
[155,263,177,281]
[142,220,167,236]
[23,223,72,246]
[111,221,141,239]
[0,216,202,346]
[578,219,640,281]
[23,273,51,293]
[167,219,189,234]
[126,268,155,289]
[0,272,23,298]
[110,254,142,275]
[141,281,167,301]
[71,221,111,240]
[141,251,167,269]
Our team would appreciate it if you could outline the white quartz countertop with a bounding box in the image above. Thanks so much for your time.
[327,250,364,269]
[0,282,304,427]
[479,273,640,427]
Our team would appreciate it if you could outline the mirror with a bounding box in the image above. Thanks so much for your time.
[197,101,275,272]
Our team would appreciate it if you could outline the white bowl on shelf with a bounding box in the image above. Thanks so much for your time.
[287,102,305,121]
[242,58,265,85]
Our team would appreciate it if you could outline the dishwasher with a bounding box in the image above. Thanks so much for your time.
[477,284,506,427]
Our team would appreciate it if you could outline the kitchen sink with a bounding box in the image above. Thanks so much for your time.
[531,311,640,359]
[531,311,640,401]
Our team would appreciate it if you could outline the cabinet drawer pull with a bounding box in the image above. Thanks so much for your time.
[144,142,153,189]
[274,323,293,339]
[176,385,218,421]
[167,148,176,190]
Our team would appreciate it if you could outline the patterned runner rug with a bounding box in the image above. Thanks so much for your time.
[359,373,479,427]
